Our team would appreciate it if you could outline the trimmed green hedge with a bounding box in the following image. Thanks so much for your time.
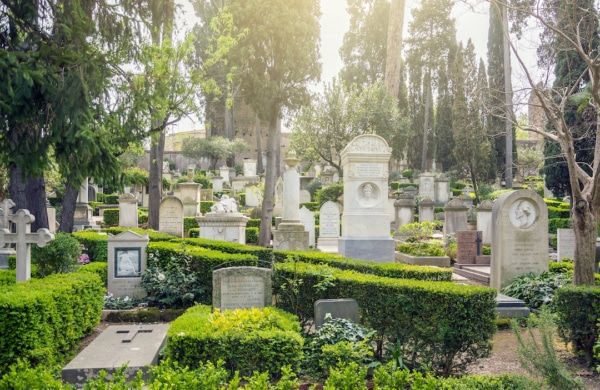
[102,208,119,226]
[273,250,452,282]
[247,218,261,228]
[101,194,119,204]
[188,228,200,238]
[548,206,570,219]
[147,242,260,303]
[77,262,108,287]
[397,241,446,257]
[246,227,259,245]
[200,201,214,214]
[72,231,109,262]
[176,237,272,262]
[184,217,199,236]
[102,227,176,242]
[166,305,303,377]
[274,261,496,375]
[549,261,600,283]
[554,285,600,364]
[0,270,15,287]
[0,272,104,372]
[300,202,319,211]
[548,218,571,234]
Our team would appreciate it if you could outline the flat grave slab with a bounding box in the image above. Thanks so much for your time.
[496,293,530,318]
[62,323,169,386]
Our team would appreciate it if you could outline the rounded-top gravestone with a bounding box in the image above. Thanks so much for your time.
[491,189,548,290]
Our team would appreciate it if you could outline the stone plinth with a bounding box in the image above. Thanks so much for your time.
[178,181,200,217]
[317,201,341,252]
[491,189,548,290]
[444,198,468,236]
[476,200,494,244]
[273,222,309,250]
[394,194,415,230]
[419,172,436,200]
[243,159,257,177]
[196,213,249,244]
[418,198,435,222]
[212,266,272,310]
[159,196,184,237]
[74,203,93,230]
[118,193,138,228]
[245,186,263,207]
[435,176,450,204]
[211,176,224,192]
[107,230,149,299]
[338,134,394,262]
[219,166,230,183]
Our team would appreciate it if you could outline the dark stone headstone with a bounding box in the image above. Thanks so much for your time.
[314,298,359,329]
[456,230,482,264]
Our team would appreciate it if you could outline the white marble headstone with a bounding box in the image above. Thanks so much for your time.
[299,206,316,247]
[159,196,184,237]
[557,228,576,261]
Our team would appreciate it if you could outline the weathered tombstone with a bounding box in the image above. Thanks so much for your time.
[273,177,284,217]
[178,181,200,217]
[273,152,309,250]
[47,202,57,233]
[338,134,394,261]
[118,193,138,228]
[299,189,311,204]
[74,177,93,230]
[444,198,469,236]
[159,196,184,237]
[0,208,54,281]
[456,230,482,264]
[62,323,169,386]
[212,266,273,310]
[314,298,360,329]
[0,199,16,269]
[557,228,576,261]
[196,196,249,244]
[107,230,149,299]
[200,188,213,202]
[219,165,230,183]
[476,200,494,244]
[491,189,549,290]
[419,172,436,200]
[393,192,415,229]
[317,201,341,252]
[459,193,474,209]
[299,206,316,247]
[245,186,263,208]
[243,159,257,177]
[418,198,435,222]
[211,176,224,192]
[435,175,450,204]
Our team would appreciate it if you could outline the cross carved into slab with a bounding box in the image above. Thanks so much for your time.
[117,326,153,343]
[0,208,54,281]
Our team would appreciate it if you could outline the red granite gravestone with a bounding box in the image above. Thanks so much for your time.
[456,230,482,264]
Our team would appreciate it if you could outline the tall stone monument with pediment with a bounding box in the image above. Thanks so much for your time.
[338,135,394,261]
[491,189,548,290]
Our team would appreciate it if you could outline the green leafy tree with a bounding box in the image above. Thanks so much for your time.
[182,136,247,170]
[224,0,321,246]
[291,81,406,175]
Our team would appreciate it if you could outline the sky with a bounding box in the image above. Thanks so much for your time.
[174,0,540,133]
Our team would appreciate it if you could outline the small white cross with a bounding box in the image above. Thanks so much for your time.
[0,209,54,281]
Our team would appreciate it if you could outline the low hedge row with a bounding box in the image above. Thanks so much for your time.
[166,305,303,377]
[103,208,119,226]
[77,262,108,286]
[102,227,176,242]
[0,270,15,287]
[186,228,260,245]
[272,251,452,282]
[184,217,198,236]
[147,242,259,303]
[72,231,109,261]
[548,206,570,219]
[554,285,600,364]
[548,217,571,234]
[247,218,261,228]
[549,261,600,283]
[177,237,272,262]
[0,272,104,373]
[274,261,496,375]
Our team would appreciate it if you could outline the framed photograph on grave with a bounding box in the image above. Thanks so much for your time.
[114,247,141,278]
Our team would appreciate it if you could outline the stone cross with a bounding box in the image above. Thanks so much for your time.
[0,209,54,281]
[0,199,15,230]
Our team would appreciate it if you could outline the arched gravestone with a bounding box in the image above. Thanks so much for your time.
[491,189,548,290]
[159,196,184,237]
[338,134,394,261]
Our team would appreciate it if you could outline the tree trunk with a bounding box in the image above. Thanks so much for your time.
[59,183,79,233]
[148,131,166,230]
[421,76,432,171]
[9,164,48,231]
[225,103,235,168]
[501,2,514,188]
[275,117,282,178]
[255,115,264,174]
[384,0,406,98]
[259,112,279,247]
[572,200,597,285]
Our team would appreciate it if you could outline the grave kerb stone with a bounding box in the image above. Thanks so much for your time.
[212,266,272,310]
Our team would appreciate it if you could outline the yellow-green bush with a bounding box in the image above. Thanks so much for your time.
[77,262,108,286]
[275,261,496,375]
[176,237,272,262]
[166,305,303,377]
[102,208,119,226]
[0,272,104,373]
[72,231,109,261]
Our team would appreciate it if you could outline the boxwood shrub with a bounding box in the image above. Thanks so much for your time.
[200,201,214,214]
[77,262,108,287]
[102,227,176,242]
[300,202,319,211]
[247,218,261,228]
[554,285,600,364]
[0,270,15,287]
[72,231,109,261]
[188,228,200,238]
[274,261,496,375]
[272,250,452,281]
[166,305,303,377]
[176,237,272,262]
[147,242,260,303]
[101,194,119,204]
[0,272,104,373]
[102,208,119,226]
[548,218,571,234]
[184,217,198,237]
[246,227,259,245]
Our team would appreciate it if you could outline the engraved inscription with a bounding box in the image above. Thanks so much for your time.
[221,275,265,309]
